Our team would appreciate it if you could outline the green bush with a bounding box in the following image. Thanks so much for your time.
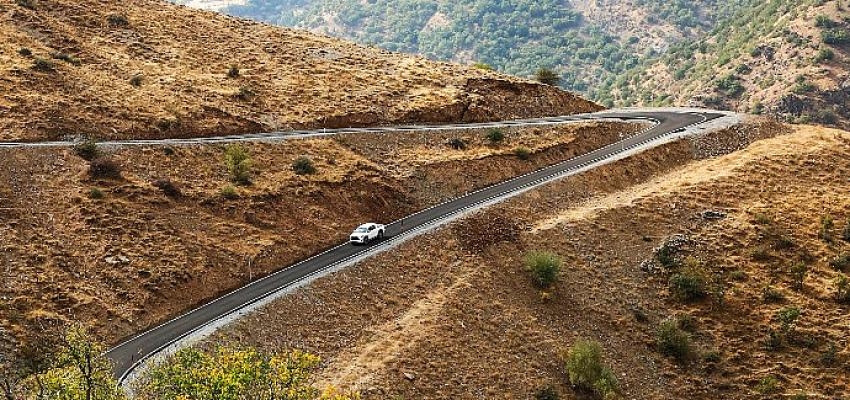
[655,242,678,268]
[762,286,785,303]
[534,68,561,86]
[51,52,81,66]
[656,319,692,363]
[669,266,709,302]
[220,185,238,199]
[485,128,505,144]
[832,253,850,272]
[822,28,850,45]
[472,62,494,71]
[790,263,808,291]
[32,57,55,72]
[224,145,252,185]
[756,375,780,394]
[514,147,532,161]
[525,251,562,289]
[88,188,104,200]
[74,139,100,161]
[815,48,835,63]
[815,15,838,28]
[776,306,801,333]
[292,156,317,175]
[564,339,619,399]
[820,216,835,243]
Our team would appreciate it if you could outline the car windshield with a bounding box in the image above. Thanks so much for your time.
[355,227,369,233]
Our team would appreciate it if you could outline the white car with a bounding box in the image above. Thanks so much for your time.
[349,223,385,245]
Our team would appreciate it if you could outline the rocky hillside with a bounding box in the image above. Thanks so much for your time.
[0,0,597,142]
[604,0,850,129]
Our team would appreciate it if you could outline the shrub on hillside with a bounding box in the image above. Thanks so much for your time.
[130,74,144,87]
[485,128,505,144]
[525,251,562,289]
[842,219,850,242]
[669,265,709,302]
[88,187,104,200]
[74,139,100,161]
[762,286,785,303]
[790,263,808,291]
[656,319,693,363]
[220,185,238,200]
[447,138,467,150]
[815,48,835,63]
[18,47,32,57]
[564,339,619,399]
[836,275,850,304]
[227,65,240,78]
[776,306,801,334]
[820,216,835,243]
[292,156,317,175]
[32,57,55,72]
[107,13,129,27]
[514,147,531,161]
[472,62,494,71]
[534,386,559,400]
[152,179,181,198]
[830,253,850,272]
[822,28,850,45]
[89,157,122,180]
[15,0,37,9]
[534,68,561,86]
[224,145,252,185]
[51,52,80,66]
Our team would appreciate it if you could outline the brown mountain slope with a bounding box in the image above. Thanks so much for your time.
[209,121,850,398]
[0,0,598,142]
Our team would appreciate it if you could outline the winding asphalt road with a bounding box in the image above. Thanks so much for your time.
[37,109,724,382]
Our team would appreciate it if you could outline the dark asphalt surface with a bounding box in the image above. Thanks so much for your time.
[104,110,724,382]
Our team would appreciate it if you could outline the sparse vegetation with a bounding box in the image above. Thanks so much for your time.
[152,179,182,198]
[514,146,531,161]
[822,28,850,45]
[51,52,81,66]
[821,342,837,366]
[755,375,780,394]
[534,386,559,400]
[15,0,37,10]
[89,157,122,180]
[227,65,240,78]
[814,47,835,63]
[107,13,130,27]
[656,318,693,363]
[32,57,56,72]
[220,185,238,199]
[485,128,505,144]
[292,156,317,175]
[835,274,850,304]
[130,74,144,87]
[842,219,850,242]
[762,286,785,303]
[790,263,808,291]
[73,139,101,161]
[224,145,253,185]
[832,253,850,272]
[235,86,255,100]
[669,264,709,302]
[534,68,561,86]
[88,187,104,200]
[448,138,467,150]
[776,306,801,334]
[18,47,32,57]
[525,251,562,289]
[820,216,834,243]
[564,339,619,399]
[473,62,494,71]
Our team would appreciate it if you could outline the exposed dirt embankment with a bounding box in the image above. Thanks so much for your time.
[203,119,850,400]
[0,0,598,142]
[0,121,638,351]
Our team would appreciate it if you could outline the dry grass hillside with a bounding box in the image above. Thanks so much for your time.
[209,121,850,399]
[0,0,598,142]
[0,120,644,352]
